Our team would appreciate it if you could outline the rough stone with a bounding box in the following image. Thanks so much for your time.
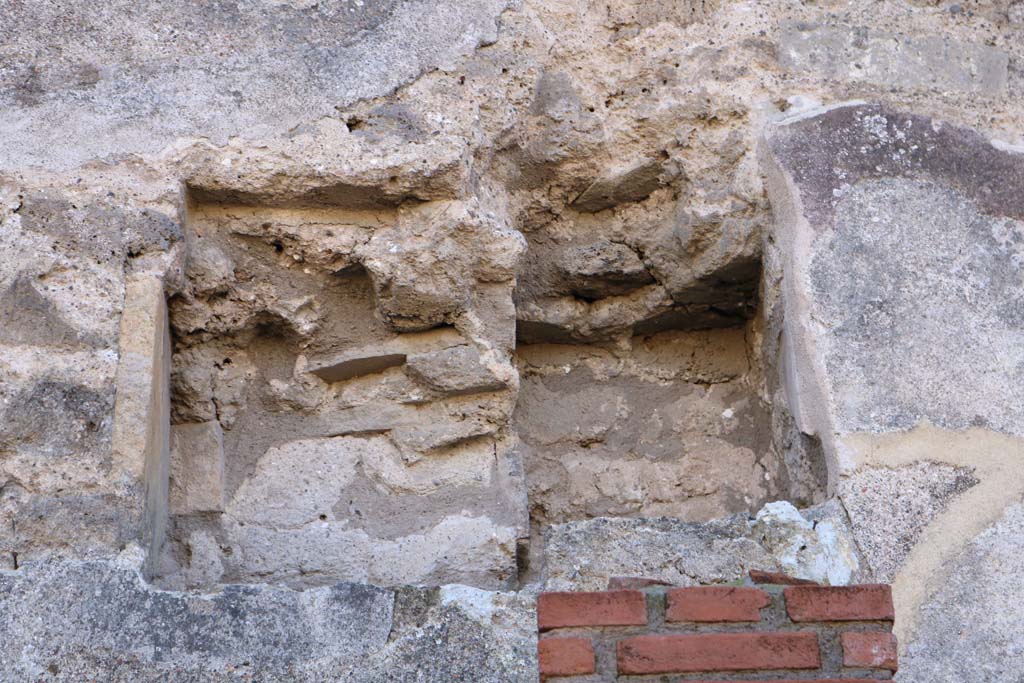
[764,103,1024,444]
[514,329,781,526]
[541,515,777,591]
[541,500,865,591]
[0,557,536,682]
[571,159,667,213]
[158,199,526,589]
[752,500,863,586]
[840,463,979,582]
[193,435,523,589]
[0,0,515,170]
[557,241,655,300]
[763,102,1024,675]
[405,345,508,396]
[6,0,1024,676]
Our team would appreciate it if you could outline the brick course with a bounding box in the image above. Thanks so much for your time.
[535,578,897,681]
[842,632,899,671]
[785,585,895,622]
[618,632,821,674]
[539,637,596,679]
[666,586,771,622]
[537,590,647,631]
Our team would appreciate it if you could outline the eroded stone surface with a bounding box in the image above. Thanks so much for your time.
[159,199,526,589]
[540,501,864,590]
[515,329,782,526]
[752,500,863,586]
[0,0,514,170]
[169,421,225,515]
[765,103,1024,442]
[763,102,1024,675]
[840,463,979,582]
[5,0,1024,677]
[0,556,536,682]
[778,24,1009,95]
[897,504,1024,682]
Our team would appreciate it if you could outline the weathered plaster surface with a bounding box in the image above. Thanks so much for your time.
[764,104,1024,673]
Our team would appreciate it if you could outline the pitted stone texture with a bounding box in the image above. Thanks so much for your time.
[817,177,1024,434]
[542,501,865,591]
[356,199,525,334]
[0,0,513,170]
[764,104,1024,438]
[161,198,526,590]
[406,345,507,396]
[840,463,979,582]
[778,24,1009,95]
[571,159,667,213]
[515,329,780,526]
[897,504,1024,682]
[0,558,536,683]
[0,185,179,567]
[194,434,521,589]
[541,515,776,591]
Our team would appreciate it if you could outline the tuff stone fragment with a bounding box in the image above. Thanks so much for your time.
[169,421,225,514]
[405,345,507,396]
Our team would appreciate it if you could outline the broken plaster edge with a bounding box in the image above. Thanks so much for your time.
[838,423,1024,649]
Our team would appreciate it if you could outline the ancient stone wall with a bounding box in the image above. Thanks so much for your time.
[1,0,1023,680]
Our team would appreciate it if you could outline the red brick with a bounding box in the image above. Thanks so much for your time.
[538,637,595,678]
[684,680,878,683]
[666,586,770,622]
[749,568,820,586]
[842,631,899,671]
[537,590,647,631]
[784,584,895,622]
[617,632,821,674]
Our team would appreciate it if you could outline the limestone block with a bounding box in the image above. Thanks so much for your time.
[571,159,666,213]
[405,345,507,396]
[215,435,521,588]
[763,103,1024,459]
[357,200,524,333]
[541,501,865,591]
[541,515,776,591]
[168,421,226,515]
[557,241,655,299]
[226,437,361,528]
[778,24,1009,95]
[752,500,861,586]
[180,529,224,588]
[390,419,497,452]
[307,327,466,383]
[639,205,761,305]
[111,274,170,575]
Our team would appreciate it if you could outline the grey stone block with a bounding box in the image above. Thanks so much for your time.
[0,557,536,682]
[778,24,1008,95]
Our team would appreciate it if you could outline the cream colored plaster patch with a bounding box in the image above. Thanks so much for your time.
[838,422,1024,648]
